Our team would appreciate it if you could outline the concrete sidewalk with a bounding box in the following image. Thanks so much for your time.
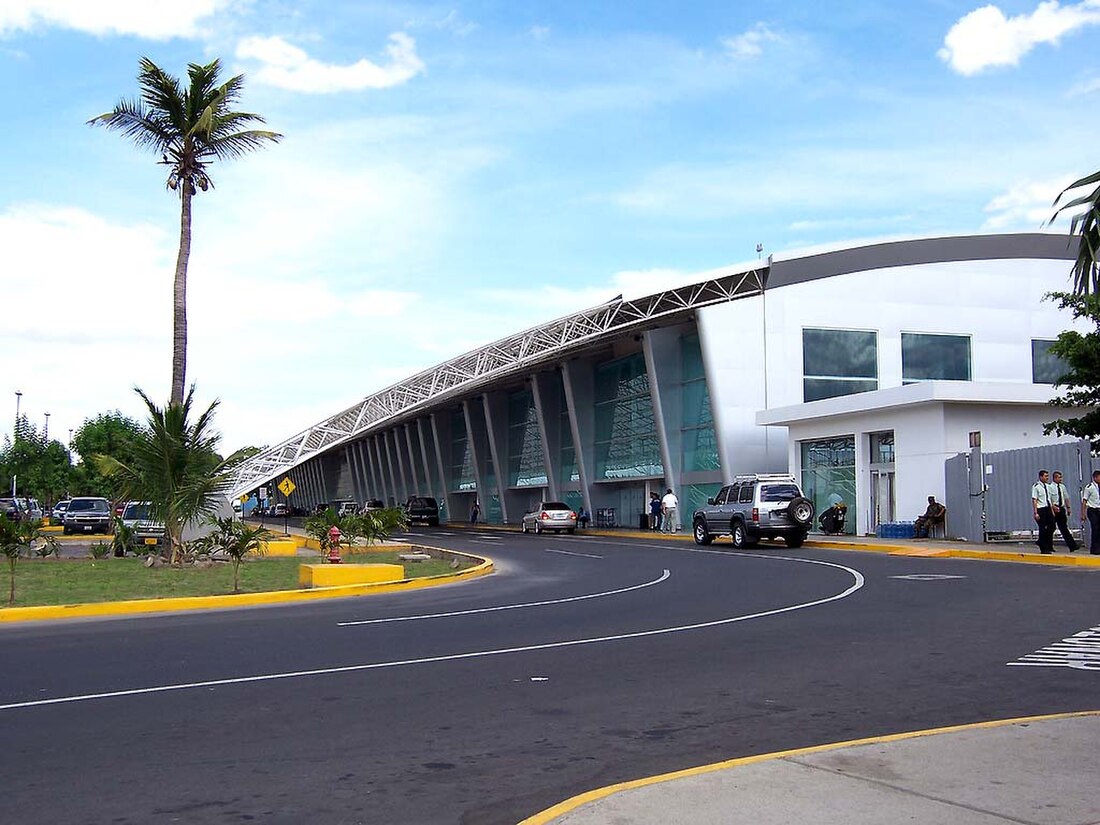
[523,712,1100,824]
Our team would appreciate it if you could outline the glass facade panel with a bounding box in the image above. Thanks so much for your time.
[902,333,971,381]
[507,390,547,487]
[682,484,721,519]
[870,431,895,465]
[800,436,856,535]
[593,354,663,479]
[558,381,579,484]
[448,408,476,492]
[681,334,719,472]
[1032,339,1068,384]
[803,328,878,401]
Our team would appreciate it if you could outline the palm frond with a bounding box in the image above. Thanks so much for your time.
[1050,172,1100,295]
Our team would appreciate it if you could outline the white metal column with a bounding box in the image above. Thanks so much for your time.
[560,361,594,517]
[643,331,674,491]
[463,400,488,516]
[404,423,421,494]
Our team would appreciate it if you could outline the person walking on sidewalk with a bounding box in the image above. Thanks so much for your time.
[649,492,662,531]
[1081,469,1100,555]
[661,488,679,533]
[1032,470,1056,554]
[1050,471,1079,552]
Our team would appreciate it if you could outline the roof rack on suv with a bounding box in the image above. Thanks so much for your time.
[731,473,797,483]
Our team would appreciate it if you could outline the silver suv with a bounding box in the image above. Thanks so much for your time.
[692,474,814,549]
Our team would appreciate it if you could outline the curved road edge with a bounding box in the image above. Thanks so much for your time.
[518,710,1100,824]
[0,545,493,624]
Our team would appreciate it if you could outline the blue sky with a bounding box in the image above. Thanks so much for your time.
[3,0,1099,454]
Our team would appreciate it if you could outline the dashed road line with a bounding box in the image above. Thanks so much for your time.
[337,569,669,626]
[544,548,603,559]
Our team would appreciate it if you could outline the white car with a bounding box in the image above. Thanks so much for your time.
[520,502,577,535]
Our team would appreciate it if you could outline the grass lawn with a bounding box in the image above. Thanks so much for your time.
[2,552,478,608]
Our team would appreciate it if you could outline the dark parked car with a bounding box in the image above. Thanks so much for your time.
[0,497,26,522]
[63,497,113,535]
[403,496,440,526]
[692,473,814,549]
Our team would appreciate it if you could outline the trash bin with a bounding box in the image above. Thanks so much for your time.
[639,513,649,530]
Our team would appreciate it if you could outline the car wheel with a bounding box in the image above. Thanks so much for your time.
[535,522,542,535]
[567,528,575,535]
[521,521,528,534]
[693,519,713,545]
[786,496,815,526]
[785,534,805,548]
[731,520,747,549]
[62,526,71,536]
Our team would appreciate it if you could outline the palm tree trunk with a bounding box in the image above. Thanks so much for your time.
[171,186,193,407]
[233,558,241,593]
[8,557,15,605]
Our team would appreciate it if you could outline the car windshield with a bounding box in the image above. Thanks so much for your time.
[759,484,801,502]
[55,502,68,510]
[123,503,152,520]
[69,499,109,513]
[542,502,570,510]
[410,498,436,507]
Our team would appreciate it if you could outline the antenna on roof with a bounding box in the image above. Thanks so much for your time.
[756,243,764,259]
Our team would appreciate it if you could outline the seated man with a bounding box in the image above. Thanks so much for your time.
[914,496,947,538]
[819,502,847,534]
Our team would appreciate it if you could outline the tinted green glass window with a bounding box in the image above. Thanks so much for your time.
[803,328,877,401]
[800,436,855,535]
[680,334,719,472]
[594,354,663,479]
[507,389,547,487]
[902,333,971,382]
[1032,339,1068,384]
[449,408,476,492]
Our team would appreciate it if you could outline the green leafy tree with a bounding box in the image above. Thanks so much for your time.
[89,58,282,405]
[1051,169,1100,295]
[1043,291,1100,443]
[0,515,55,605]
[0,422,75,505]
[71,411,144,497]
[96,387,244,564]
[192,516,271,593]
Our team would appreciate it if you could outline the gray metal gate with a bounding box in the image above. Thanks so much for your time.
[944,439,1092,542]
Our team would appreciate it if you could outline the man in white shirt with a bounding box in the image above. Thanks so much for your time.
[661,488,679,533]
[1080,469,1100,555]
[1050,471,1079,552]
[1031,469,1055,554]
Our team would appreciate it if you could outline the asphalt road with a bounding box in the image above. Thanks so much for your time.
[1,528,1097,825]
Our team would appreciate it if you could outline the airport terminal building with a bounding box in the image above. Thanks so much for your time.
[230,233,1082,537]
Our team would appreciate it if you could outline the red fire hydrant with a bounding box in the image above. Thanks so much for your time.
[327,526,343,563]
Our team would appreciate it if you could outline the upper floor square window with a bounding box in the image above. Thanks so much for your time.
[803,328,878,402]
[902,332,971,382]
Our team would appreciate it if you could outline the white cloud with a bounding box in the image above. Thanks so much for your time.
[982,176,1072,229]
[939,1,1100,75]
[530,25,551,41]
[1067,75,1100,96]
[0,0,232,39]
[721,23,781,59]
[235,32,425,93]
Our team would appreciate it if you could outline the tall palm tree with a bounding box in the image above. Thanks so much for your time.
[96,387,244,564]
[90,58,282,405]
[1051,169,1100,295]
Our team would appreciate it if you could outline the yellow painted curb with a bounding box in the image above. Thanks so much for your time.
[40,525,63,533]
[0,547,493,623]
[299,562,404,587]
[518,710,1100,825]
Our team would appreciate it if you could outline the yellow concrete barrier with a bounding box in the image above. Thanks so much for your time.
[41,525,63,533]
[298,563,404,588]
[262,538,302,557]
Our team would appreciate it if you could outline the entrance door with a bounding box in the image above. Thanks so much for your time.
[870,470,895,532]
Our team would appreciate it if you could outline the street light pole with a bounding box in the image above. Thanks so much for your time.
[14,390,22,439]
[44,412,50,442]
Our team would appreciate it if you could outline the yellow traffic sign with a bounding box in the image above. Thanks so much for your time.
[240,495,249,503]
[278,477,296,497]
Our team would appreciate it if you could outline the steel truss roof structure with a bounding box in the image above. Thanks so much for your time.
[229,266,766,497]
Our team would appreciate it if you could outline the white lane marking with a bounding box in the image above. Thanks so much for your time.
[544,548,603,559]
[337,569,669,626]
[473,535,503,541]
[1008,624,1100,671]
[0,556,863,712]
[890,574,967,581]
